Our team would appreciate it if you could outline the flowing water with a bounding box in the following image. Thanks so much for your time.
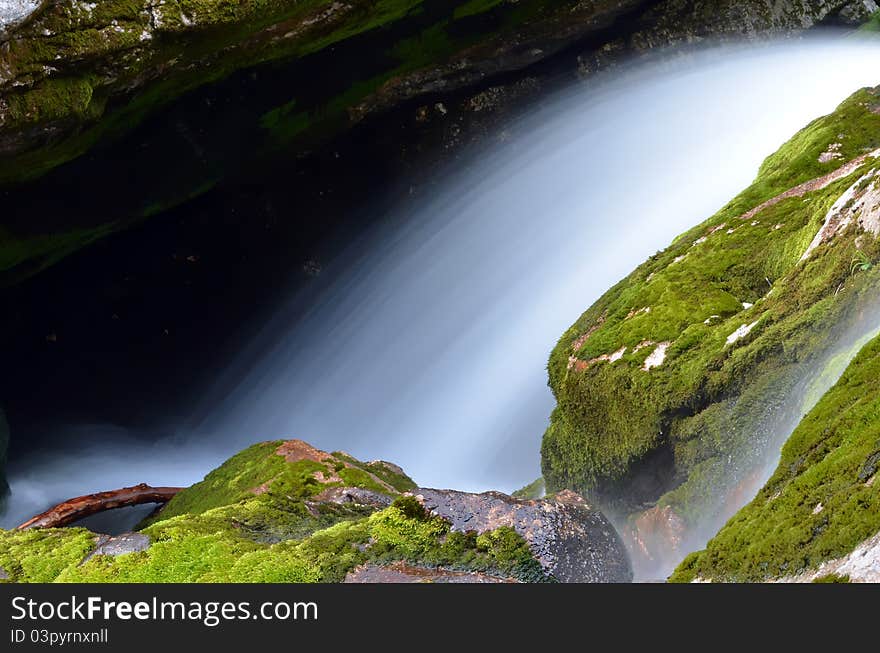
[4,35,880,543]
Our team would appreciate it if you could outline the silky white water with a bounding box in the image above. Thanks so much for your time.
[4,34,880,531]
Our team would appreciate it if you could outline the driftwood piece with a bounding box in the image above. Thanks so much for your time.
[17,483,184,529]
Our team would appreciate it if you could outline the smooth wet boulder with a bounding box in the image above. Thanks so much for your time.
[541,85,880,576]
[415,487,632,582]
[0,439,629,582]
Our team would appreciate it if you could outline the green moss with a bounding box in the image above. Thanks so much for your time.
[256,13,476,148]
[336,466,391,494]
[363,463,417,491]
[366,501,448,558]
[223,519,369,582]
[542,86,880,525]
[151,441,321,521]
[859,11,880,32]
[0,529,96,583]
[331,452,418,492]
[669,333,880,582]
[453,0,505,19]
[0,0,565,187]
[800,327,880,413]
[363,503,547,581]
[259,99,311,141]
[0,222,121,284]
[1,437,546,583]
[512,477,545,500]
[389,494,429,520]
[812,573,850,583]
[5,77,100,126]
[45,497,544,582]
[732,88,880,212]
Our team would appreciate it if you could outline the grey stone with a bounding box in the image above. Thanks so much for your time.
[311,486,393,508]
[81,532,151,565]
[0,0,41,32]
[414,487,632,583]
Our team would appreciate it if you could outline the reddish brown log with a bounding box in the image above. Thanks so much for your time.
[16,483,184,530]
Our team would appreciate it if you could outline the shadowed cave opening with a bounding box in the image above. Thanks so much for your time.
[598,439,678,515]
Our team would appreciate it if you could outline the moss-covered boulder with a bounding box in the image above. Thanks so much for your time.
[0,438,629,582]
[541,85,880,575]
[415,487,631,582]
[671,331,880,582]
[1,0,585,185]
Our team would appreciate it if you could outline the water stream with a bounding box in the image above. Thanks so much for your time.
[4,35,880,539]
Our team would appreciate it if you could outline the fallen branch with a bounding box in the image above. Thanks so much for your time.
[17,483,184,530]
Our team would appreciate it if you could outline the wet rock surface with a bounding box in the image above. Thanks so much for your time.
[0,0,39,32]
[623,504,686,580]
[82,532,151,564]
[311,486,393,508]
[414,488,632,582]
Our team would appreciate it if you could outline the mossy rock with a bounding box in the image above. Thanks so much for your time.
[511,477,545,500]
[2,0,691,190]
[859,9,880,31]
[541,86,880,555]
[0,0,874,287]
[0,500,544,583]
[0,439,554,583]
[670,332,880,582]
[147,438,414,523]
[0,0,586,285]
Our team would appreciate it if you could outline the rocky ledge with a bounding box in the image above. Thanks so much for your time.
[2,0,875,186]
[0,438,630,583]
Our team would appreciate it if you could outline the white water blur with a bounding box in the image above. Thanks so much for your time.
[4,34,880,530]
